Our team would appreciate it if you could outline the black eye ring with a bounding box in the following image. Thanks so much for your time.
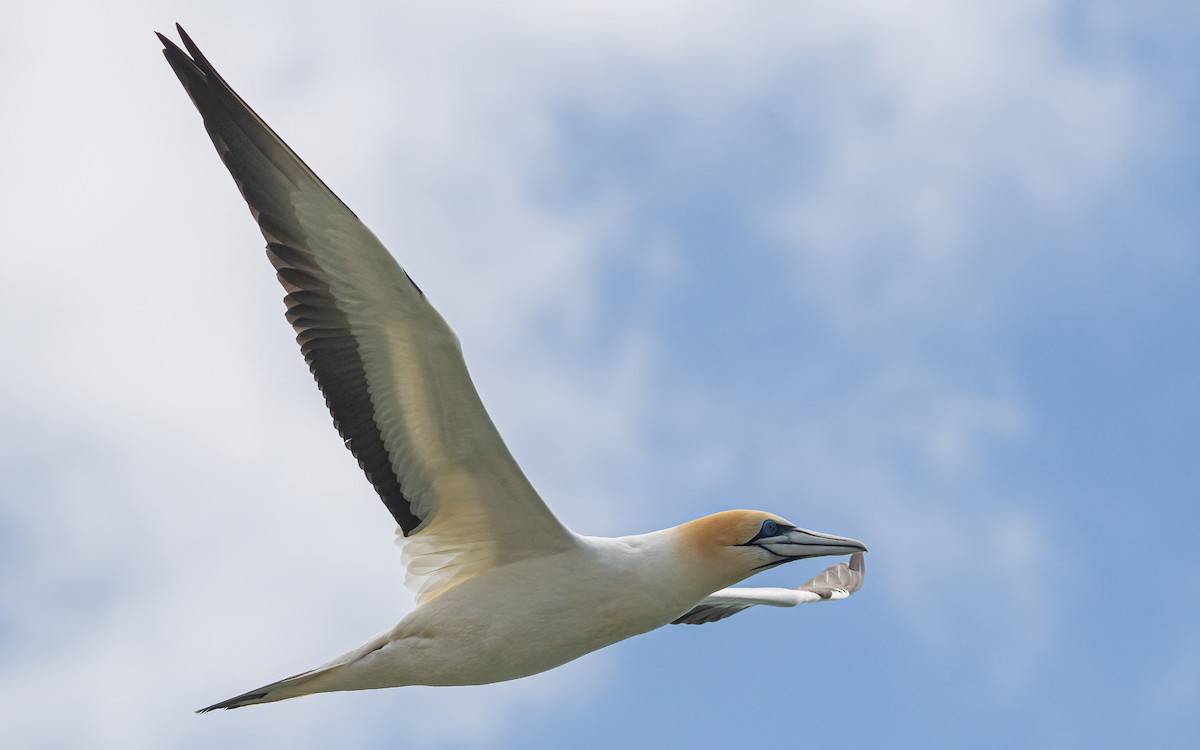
[762,519,778,536]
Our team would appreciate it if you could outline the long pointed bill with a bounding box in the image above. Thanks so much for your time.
[758,527,868,560]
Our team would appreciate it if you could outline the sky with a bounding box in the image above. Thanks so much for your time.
[1,1,1198,747]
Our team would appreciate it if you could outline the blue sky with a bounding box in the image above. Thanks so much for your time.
[1,1,1197,747]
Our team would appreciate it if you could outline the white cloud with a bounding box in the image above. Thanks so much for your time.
[761,2,1145,331]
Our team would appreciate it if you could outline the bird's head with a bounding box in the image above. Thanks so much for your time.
[677,510,867,589]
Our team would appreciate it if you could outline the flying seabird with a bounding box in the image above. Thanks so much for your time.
[157,25,869,712]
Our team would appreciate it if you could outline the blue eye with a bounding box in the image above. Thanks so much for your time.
[761,519,778,535]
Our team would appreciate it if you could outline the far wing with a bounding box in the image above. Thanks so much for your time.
[158,26,577,603]
[673,553,865,625]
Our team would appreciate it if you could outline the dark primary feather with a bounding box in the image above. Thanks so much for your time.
[158,25,422,532]
[672,603,751,625]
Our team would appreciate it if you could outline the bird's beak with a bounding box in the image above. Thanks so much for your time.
[757,528,868,560]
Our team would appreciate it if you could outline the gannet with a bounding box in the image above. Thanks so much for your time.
[157,25,869,713]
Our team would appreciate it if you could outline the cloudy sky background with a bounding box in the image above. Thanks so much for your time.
[2,0,1197,747]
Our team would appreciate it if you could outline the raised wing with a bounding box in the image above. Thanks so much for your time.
[158,26,576,602]
[673,552,865,625]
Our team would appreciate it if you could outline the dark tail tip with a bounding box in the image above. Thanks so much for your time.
[196,691,269,714]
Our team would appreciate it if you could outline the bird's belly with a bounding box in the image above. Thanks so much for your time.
[372,559,700,687]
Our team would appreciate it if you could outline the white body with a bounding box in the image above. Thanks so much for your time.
[308,533,712,695]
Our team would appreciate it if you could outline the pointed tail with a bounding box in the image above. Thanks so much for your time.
[196,629,395,712]
[197,666,332,712]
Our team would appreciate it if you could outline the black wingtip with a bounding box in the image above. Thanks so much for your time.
[155,29,185,61]
[175,23,212,70]
[155,23,188,49]
[156,25,200,66]
[175,22,193,48]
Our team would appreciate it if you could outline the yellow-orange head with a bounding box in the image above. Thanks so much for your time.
[674,510,867,590]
